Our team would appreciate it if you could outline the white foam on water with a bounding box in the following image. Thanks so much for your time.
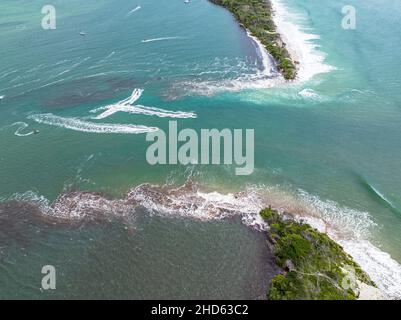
[49,192,135,221]
[4,181,401,299]
[1,122,36,137]
[339,240,401,300]
[90,89,197,119]
[286,189,401,299]
[126,6,141,16]
[0,95,4,100]
[298,88,322,100]
[245,30,278,78]
[127,181,401,299]
[53,57,91,78]
[104,51,115,59]
[10,122,36,137]
[174,0,334,98]
[0,69,18,80]
[90,52,117,69]
[4,191,134,222]
[127,183,268,230]
[28,113,158,134]
[4,191,51,213]
[173,31,284,97]
[141,37,183,43]
[365,182,400,213]
[270,0,334,81]
[295,190,376,240]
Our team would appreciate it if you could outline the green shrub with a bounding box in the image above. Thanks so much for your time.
[260,208,375,300]
[208,0,297,79]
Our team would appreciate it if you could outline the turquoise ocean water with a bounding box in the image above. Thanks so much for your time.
[1,0,401,298]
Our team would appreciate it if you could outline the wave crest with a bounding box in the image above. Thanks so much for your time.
[2,181,401,299]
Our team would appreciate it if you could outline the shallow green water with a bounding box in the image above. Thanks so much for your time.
[1,0,401,298]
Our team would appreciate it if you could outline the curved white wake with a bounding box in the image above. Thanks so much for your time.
[1,122,36,137]
[28,113,158,134]
[126,6,141,16]
[90,89,197,120]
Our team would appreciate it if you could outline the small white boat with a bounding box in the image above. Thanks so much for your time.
[79,31,86,36]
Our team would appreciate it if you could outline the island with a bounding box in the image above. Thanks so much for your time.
[260,208,381,300]
[208,0,297,80]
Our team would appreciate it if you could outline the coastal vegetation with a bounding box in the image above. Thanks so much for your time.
[209,0,297,80]
[260,208,375,300]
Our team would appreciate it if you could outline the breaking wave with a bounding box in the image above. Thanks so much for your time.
[171,31,283,97]
[2,179,401,299]
[172,0,333,98]
[0,122,36,137]
[298,88,323,100]
[361,179,401,215]
[141,37,183,43]
[28,113,158,134]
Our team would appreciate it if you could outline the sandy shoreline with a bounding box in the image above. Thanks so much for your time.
[269,0,333,82]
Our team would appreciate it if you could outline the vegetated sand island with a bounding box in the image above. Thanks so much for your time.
[208,0,383,299]
[209,0,297,80]
[260,208,382,300]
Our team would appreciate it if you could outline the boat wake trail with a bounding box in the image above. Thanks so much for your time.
[359,177,401,216]
[171,32,284,98]
[141,37,184,43]
[28,113,158,134]
[90,89,197,120]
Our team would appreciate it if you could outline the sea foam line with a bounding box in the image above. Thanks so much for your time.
[127,181,401,299]
[28,113,158,134]
[245,30,279,79]
[173,0,334,98]
[126,6,141,16]
[90,89,197,120]
[270,0,334,81]
[11,122,36,137]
